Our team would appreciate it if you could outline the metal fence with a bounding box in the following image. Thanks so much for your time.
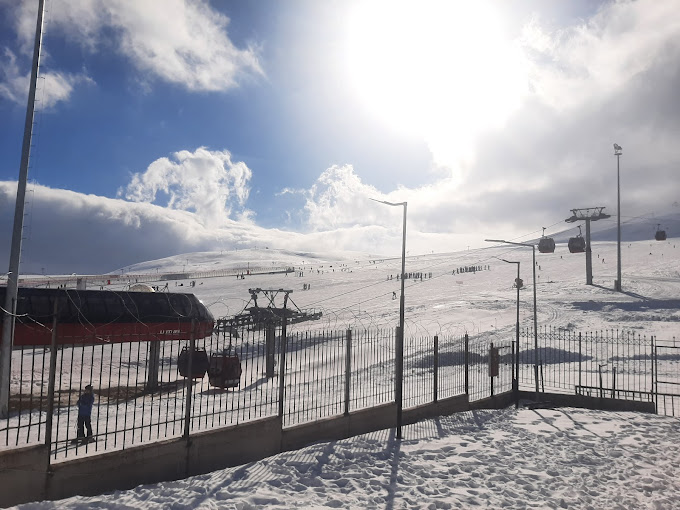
[517,326,680,416]
[3,323,512,460]
[3,323,678,462]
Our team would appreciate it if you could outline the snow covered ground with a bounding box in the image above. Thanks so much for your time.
[15,406,680,509]
[6,237,680,508]
[118,237,680,341]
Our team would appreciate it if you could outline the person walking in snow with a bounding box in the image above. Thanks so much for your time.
[75,384,95,442]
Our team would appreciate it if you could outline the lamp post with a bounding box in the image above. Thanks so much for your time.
[0,0,46,419]
[486,239,539,401]
[372,198,406,439]
[499,258,520,408]
[614,143,622,292]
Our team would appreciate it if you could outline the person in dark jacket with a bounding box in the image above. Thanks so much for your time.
[76,384,95,441]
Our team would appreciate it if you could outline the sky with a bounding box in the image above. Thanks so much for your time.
[1,0,679,274]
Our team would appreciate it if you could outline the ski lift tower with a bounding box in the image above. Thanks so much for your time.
[565,207,610,285]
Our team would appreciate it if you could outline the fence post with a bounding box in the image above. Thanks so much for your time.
[266,323,276,379]
[395,326,403,439]
[433,335,438,403]
[490,342,494,398]
[652,336,657,413]
[278,319,288,420]
[578,332,582,395]
[45,299,60,465]
[598,364,603,400]
[512,341,518,408]
[183,320,196,439]
[464,333,469,397]
[147,341,160,391]
[344,329,352,416]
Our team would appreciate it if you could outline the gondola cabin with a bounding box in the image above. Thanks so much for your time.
[568,225,586,253]
[655,224,667,241]
[538,227,556,253]
[208,353,242,388]
[0,287,214,346]
[178,346,210,379]
[538,237,555,253]
[568,236,586,253]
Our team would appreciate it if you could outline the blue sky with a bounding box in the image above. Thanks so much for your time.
[1,0,679,274]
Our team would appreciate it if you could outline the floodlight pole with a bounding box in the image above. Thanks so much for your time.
[371,198,406,439]
[0,0,45,419]
[500,258,520,408]
[614,144,622,291]
[486,239,539,401]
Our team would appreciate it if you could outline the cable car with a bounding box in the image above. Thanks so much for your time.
[178,345,210,379]
[208,352,242,388]
[208,329,242,388]
[655,224,667,241]
[568,225,586,253]
[538,227,556,253]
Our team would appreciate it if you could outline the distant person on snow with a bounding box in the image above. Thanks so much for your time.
[75,384,95,442]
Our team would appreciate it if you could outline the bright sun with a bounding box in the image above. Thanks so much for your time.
[346,1,527,168]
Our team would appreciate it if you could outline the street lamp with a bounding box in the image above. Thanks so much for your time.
[485,239,539,401]
[371,198,407,439]
[614,143,622,292]
[499,258,521,408]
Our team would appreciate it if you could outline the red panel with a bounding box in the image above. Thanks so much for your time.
[11,320,214,346]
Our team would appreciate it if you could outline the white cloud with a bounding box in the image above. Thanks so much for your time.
[0,48,25,104]
[1,0,262,107]
[302,165,384,230]
[0,181,456,274]
[0,48,92,108]
[104,0,263,91]
[298,165,504,243]
[0,181,267,274]
[521,0,680,111]
[119,147,253,227]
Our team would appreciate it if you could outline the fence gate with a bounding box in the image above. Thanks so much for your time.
[654,341,680,417]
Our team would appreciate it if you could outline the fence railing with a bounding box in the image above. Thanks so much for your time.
[518,327,658,401]
[2,323,678,462]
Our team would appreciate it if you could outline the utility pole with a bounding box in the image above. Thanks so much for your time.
[614,144,623,291]
[565,207,610,285]
[370,198,407,439]
[0,0,46,419]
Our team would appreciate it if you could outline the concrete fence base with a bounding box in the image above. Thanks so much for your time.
[517,390,657,413]
[0,389,657,507]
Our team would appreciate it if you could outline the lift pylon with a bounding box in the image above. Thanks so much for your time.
[565,207,611,285]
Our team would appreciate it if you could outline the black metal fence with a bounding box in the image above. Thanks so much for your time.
[2,323,678,462]
[517,326,680,416]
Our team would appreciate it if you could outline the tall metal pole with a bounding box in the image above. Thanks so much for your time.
[371,198,406,439]
[0,0,46,419]
[616,148,622,291]
[531,245,539,400]
[500,258,520,405]
[396,202,406,439]
[486,239,539,401]
[585,219,593,285]
[515,262,520,407]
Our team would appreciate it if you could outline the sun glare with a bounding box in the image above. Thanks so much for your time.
[346,1,527,167]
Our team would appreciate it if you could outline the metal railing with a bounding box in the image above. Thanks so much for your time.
[517,327,675,409]
[3,323,677,462]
